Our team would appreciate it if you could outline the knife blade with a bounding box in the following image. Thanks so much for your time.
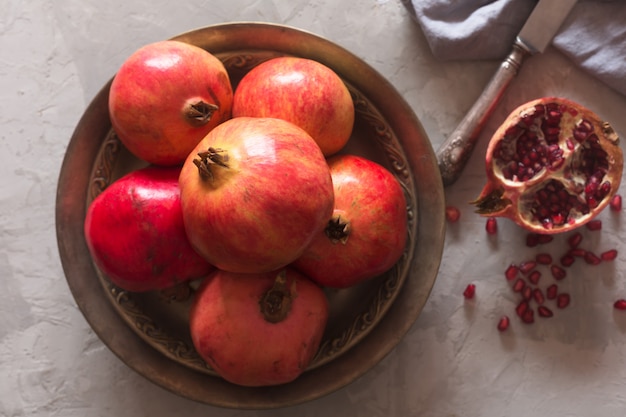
[436,0,578,186]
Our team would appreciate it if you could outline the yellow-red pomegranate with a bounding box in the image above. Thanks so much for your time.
[473,97,623,234]
[232,56,354,156]
[109,40,233,166]
[189,268,328,387]
[178,117,334,273]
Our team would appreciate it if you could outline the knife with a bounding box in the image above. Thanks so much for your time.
[436,0,578,186]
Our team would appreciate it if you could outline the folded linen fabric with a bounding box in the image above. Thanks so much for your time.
[409,0,626,96]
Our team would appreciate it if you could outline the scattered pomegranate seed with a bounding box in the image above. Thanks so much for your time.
[584,251,602,265]
[537,306,554,318]
[614,299,626,310]
[586,220,602,231]
[556,293,571,309]
[601,249,618,261]
[537,234,554,245]
[610,194,622,211]
[522,286,533,300]
[550,265,567,280]
[536,253,552,265]
[505,264,519,281]
[486,217,498,234]
[569,248,587,257]
[521,308,535,324]
[560,254,575,267]
[512,278,525,293]
[516,300,529,317]
[445,206,461,223]
[546,284,558,300]
[525,233,539,247]
[463,283,476,299]
[528,270,541,285]
[567,232,583,249]
[519,261,536,275]
[497,315,510,331]
[532,288,545,305]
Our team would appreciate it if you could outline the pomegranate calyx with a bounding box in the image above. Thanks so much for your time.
[185,99,219,127]
[471,187,512,215]
[324,215,351,244]
[259,270,296,324]
[193,147,229,180]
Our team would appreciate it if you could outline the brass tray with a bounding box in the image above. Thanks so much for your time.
[55,22,445,409]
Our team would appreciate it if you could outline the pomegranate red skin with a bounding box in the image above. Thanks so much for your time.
[189,268,329,387]
[109,40,233,166]
[232,56,354,157]
[179,117,335,274]
[84,166,214,292]
[474,97,623,234]
[293,154,408,288]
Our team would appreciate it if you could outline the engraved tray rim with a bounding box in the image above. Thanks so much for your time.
[55,22,445,410]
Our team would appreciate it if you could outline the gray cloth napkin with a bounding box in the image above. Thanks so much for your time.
[409,0,626,96]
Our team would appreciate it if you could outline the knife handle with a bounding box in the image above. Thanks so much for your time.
[436,41,532,186]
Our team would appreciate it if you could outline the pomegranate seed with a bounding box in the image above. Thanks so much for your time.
[522,286,533,300]
[546,284,558,300]
[463,283,476,299]
[560,254,575,267]
[567,232,583,249]
[521,308,535,324]
[586,220,602,231]
[528,270,541,285]
[519,261,536,275]
[536,253,552,265]
[610,194,622,211]
[532,288,545,305]
[614,299,626,310]
[497,315,510,331]
[526,233,539,247]
[584,251,602,265]
[513,278,526,293]
[557,293,571,309]
[516,300,529,317]
[537,306,554,318]
[550,265,567,280]
[601,249,618,261]
[537,234,554,244]
[445,206,461,223]
[486,218,498,234]
[505,264,519,281]
[569,248,587,257]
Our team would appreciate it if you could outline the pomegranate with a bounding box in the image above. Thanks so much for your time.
[178,117,334,273]
[292,154,407,288]
[84,166,214,292]
[232,56,354,156]
[109,40,233,166]
[473,97,623,234]
[189,268,328,387]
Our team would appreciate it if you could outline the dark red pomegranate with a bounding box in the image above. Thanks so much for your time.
[84,166,214,292]
[473,97,623,234]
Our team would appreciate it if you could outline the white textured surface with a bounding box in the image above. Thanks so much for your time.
[3,0,626,415]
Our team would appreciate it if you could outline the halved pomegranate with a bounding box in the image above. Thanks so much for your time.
[473,97,623,234]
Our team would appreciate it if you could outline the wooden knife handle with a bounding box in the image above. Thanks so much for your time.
[436,41,532,186]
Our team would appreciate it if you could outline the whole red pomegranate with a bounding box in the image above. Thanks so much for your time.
[232,56,354,156]
[473,97,623,234]
[109,40,233,166]
[84,166,214,292]
[178,117,335,273]
[293,154,408,288]
[189,268,328,387]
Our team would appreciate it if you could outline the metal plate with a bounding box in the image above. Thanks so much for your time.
[55,22,445,409]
